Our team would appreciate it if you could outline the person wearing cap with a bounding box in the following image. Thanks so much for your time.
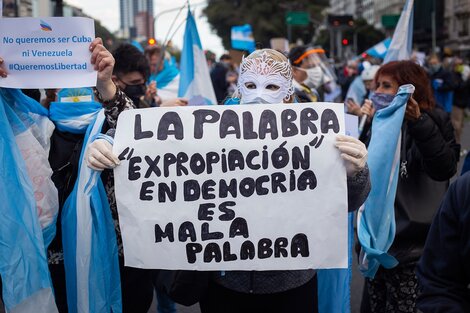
[288,46,331,102]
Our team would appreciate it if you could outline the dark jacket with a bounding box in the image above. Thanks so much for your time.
[210,62,229,104]
[452,72,470,109]
[212,166,371,294]
[416,173,470,313]
[388,108,460,263]
[47,89,134,263]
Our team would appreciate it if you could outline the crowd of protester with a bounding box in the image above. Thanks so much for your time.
[1,33,470,313]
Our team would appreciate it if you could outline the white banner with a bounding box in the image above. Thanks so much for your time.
[0,17,96,88]
[113,103,348,270]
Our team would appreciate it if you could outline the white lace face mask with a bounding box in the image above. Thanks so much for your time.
[238,51,294,104]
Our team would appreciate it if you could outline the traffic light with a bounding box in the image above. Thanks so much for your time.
[148,38,156,45]
[328,15,354,27]
[342,38,349,46]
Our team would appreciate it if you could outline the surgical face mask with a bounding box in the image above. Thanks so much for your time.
[298,66,323,89]
[238,51,294,104]
[241,97,270,105]
[123,83,146,106]
[429,64,441,74]
[370,92,395,111]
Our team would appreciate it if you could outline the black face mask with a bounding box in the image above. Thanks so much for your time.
[123,84,146,106]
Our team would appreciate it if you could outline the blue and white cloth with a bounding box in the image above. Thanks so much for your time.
[178,8,217,105]
[383,0,414,63]
[61,110,122,313]
[0,88,58,313]
[357,84,415,278]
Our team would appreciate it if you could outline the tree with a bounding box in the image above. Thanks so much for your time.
[203,0,329,50]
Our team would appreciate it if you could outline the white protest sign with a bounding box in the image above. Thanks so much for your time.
[0,17,96,88]
[113,103,348,270]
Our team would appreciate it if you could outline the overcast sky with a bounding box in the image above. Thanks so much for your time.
[66,0,225,56]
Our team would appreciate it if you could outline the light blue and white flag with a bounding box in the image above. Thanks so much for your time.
[178,8,217,105]
[231,24,255,53]
[358,84,415,278]
[365,38,392,59]
[383,0,414,63]
[357,0,415,279]
[0,88,58,313]
[317,213,354,313]
[61,110,122,313]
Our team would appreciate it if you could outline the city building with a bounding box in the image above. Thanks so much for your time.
[2,0,54,17]
[329,0,356,16]
[3,0,33,17]
[119,0,154,40]
[444,0,470,55]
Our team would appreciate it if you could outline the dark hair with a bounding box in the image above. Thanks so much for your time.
[112,44,150,79]
[219,54,231,61]
[375,60,435,110]
[287,45,308,66]
[144,45,161,58]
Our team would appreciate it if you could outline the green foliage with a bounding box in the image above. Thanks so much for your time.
[203,0,329,50]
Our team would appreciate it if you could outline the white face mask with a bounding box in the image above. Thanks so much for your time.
[297,66,323,89]
[238,51,294,104]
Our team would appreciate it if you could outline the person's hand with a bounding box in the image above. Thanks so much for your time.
[335,135,368,176]
[405,96,421,121]
[345,98,362,116]
[146,81,157,99]
[86,139,120,171]
[0,57,7,78]
[160,98,188,107]
[90,37,116,101]
[360,99,376,122]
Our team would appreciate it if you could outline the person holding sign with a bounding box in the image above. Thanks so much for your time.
[193,49,371,313]
[84,48,370,313]
[0,37,136,312]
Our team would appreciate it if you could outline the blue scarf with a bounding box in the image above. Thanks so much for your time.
[49,100,101,134]
[61,110,122,313]
[357,84,414,278]
[0,88,58,312]
[148,59,179,89]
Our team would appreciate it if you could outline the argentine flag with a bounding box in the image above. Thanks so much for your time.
[358,0,415,278]
[231,24,255,53]
[178,8,217,105]
[384,0,414,63]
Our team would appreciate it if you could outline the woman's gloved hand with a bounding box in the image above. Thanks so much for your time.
[335,135,368,176]
[86,139,120,171]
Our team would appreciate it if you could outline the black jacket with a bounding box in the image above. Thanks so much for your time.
[416,173,470,313]
[452,72,470,109]
[388,108,460,263]
[210,62,229,104]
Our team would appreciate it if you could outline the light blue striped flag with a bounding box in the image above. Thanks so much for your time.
[358,84,415,278]
[231,24,255,53]
[178,8,217,105]
[317,213,354,313]
[0,88,58,313]
[357,0,415,279]
[366,38,392,59]
[61,110,122,313]
[383,0,414,63]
